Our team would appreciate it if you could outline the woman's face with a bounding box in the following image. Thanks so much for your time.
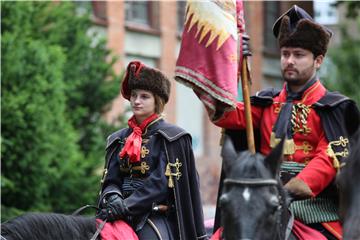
[130,89,156,123]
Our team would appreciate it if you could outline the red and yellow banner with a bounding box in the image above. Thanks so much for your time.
[175,0,246,120]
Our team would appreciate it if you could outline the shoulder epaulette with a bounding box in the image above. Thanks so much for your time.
[251,88,281,107]
[314,91,351,108]
[106,128,129,149]
[157,122,190,142]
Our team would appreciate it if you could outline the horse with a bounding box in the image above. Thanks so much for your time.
[1,212,100,240]
[1,207,212,240]
[337,127,360,240]
[0,206,138,240]
[218,135,296,240]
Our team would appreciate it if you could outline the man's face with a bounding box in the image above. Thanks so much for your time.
[280,47,323,90]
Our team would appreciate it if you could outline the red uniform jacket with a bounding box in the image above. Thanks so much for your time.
[215,81,334,196]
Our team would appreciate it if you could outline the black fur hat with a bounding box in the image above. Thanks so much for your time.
[121,61,171,103]
[272,5,332,56]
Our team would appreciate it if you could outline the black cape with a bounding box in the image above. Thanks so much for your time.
[99,120,207,240]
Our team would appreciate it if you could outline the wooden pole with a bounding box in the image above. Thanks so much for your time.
[240,57,256,154]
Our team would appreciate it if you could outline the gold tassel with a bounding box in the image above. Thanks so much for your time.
[165,163,174,188]
[270,132,295,155]
[168,176,174,188]
[165,164,171,176]
[284,139,295,155]
[270,132,278,148]
[333,157,340,170]
[326,145,340,171]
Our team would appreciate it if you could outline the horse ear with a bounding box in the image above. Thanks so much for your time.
[264,137,285,177]
[221,134,238,171]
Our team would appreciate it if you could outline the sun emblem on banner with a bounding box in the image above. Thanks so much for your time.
[185,0,237,50]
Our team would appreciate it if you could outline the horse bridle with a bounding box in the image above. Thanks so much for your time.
[224,178,278,186]
[222,177,293,240]
[72,204,106,240]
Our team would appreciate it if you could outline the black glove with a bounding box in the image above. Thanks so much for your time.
[242,34,252,57]
[96,208,108,221]
[105,194,129,222]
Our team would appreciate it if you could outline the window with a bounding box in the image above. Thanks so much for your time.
[176,83,204,157]
[74,2,107,25]
[125,1,159,29]
[92,1,107,20]
[263,1,280,53]
[314,0,338,25]
[74,1,92,16]
[177,1,187,33]
[124,55,158,69]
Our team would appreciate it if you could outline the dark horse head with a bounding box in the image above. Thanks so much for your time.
[219,135,292,240]
[1,213,99,240]
[337,127,360,240]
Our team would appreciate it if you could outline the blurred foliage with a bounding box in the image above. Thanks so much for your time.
[1,2,123,221]
[323,4,360,106]
[333,1,360,19]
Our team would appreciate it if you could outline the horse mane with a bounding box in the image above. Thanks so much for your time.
[339,128,360,239]
[347,128,360,179]
[1,212,97,240]
[225,150,272,180]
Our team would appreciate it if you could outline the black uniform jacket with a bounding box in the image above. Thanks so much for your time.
[213,88,360,232]
[98,119,207,240]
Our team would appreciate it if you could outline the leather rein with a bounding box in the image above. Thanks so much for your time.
[72,204,107,240]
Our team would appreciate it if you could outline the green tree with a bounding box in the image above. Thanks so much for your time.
[323,6,360,106]
[1,2,121,220]
[334,1,360,19]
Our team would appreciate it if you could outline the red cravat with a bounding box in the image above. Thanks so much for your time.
[119,113,159,163]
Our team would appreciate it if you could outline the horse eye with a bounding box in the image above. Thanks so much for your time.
[269,195,280,212]
[219,193,230,207]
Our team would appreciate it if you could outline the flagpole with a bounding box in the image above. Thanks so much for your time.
[240,56,256,154]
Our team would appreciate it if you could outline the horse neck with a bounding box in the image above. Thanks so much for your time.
[1,213,98,240]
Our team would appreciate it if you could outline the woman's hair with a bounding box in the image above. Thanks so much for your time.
[154,94,166,114]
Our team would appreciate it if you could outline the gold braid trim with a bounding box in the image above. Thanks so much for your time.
[165,158,182,188]
[326,136,349,170]
[291,103,311,134]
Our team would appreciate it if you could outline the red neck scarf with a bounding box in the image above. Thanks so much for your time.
[119,113,159,163]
